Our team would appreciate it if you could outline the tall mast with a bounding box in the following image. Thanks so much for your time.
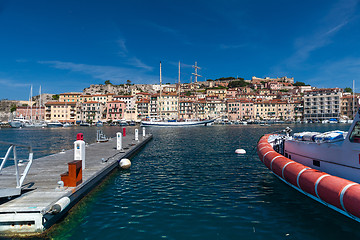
[30,85,33,122]
[178,61,181,120]
[353,80,355,119]
[178,61,181,85]
[159,61,162,119]
[39,85,42,121]
[192,61,201,83]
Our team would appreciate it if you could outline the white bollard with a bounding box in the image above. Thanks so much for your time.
[74,140,86,169]
[135,129,139,141]
[142,127,146,137]
[116,132,123,150]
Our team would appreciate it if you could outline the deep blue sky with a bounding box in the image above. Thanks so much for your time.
[1,0,360,100]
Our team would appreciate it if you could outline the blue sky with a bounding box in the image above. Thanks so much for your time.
[0,0,360,100]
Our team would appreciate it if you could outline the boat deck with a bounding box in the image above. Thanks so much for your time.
[0,130,152,235]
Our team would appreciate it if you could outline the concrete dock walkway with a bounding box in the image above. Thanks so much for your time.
[0,130,152,236]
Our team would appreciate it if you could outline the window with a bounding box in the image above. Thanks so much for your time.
[349,121,360,143]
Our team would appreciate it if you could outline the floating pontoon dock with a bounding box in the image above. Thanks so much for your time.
[0,130,152,236]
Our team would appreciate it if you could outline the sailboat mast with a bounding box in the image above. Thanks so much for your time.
[178,61,180,85]
[159,61,162,119]
[353,80,355,119]
[178,61,181,120]
[39,85,42,121]
[192,61,201,83]
[30,85,33,122]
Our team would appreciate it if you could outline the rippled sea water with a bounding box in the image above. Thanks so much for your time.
[1,124,360,240]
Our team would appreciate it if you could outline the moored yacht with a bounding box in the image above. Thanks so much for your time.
[257,109,360,222]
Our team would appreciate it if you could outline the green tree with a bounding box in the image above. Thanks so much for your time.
[52,94,59,100]
[344,87,353,93]
[126,80,132,85]
[293,81,306,86]
[10,105,16,113]
[105,80,112,85]
[228,79,248,88]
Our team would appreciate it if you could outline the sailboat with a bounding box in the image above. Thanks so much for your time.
[23,85,47,128]
[141,61,214,127]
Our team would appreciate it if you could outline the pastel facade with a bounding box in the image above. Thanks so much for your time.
[136,99,150,120]
[341,95,360,120]
[15,106,46,121]
[106,101,126,121]
[303,88,343,121]
[59,92,82,103]
[179,101,194,119]
[80,101,105,122]
[158,92,178,119]
[45,102,76,123]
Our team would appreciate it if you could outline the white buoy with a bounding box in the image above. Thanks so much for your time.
[119,158,131,169]
[235,149,246,154]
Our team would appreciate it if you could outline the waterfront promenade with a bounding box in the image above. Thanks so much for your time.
[0,129,152,236]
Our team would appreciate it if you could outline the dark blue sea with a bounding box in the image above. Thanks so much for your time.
[1,124,360,240]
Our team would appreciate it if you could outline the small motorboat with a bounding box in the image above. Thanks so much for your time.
[95,121,103,127]
[63,122,73,127]
[79,122,91,127]
[47,121,63,127]
[257,109,360,223]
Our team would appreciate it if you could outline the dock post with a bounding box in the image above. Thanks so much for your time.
[123,127,126,137]
[142,127,146,137]
[135,129,139,142]
[116,132,123,150]
[74,140,86,169]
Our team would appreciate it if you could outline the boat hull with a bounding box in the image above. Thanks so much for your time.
[47,123,63,127]
[141,119,214,127]
[257,134,360,222]
[9,121,22,128]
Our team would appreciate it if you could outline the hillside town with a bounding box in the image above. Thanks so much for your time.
[8,75,359,124]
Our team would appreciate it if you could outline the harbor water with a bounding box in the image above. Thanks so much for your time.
[1,124,360,240]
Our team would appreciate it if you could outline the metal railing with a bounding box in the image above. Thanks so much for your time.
[0,141,33,191]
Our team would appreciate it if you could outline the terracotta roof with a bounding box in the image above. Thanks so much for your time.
[304,88,342,93]
[136,100,150,103]
[107,100,126,103]
[114,95,134,98]
[45,102,76,105]
[82,101,101,104]
[60,92,82,95]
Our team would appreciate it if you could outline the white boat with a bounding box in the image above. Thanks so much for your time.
[63,122,73,127]
[95,121,103,127]
[339,119,348,123]
[23,121,47,128]
[118,119,128,126]
[79,122,91,127]
[8,117,28,128]
[257,108,360,222]
[141,118,214,127]
[47,121,63,127]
